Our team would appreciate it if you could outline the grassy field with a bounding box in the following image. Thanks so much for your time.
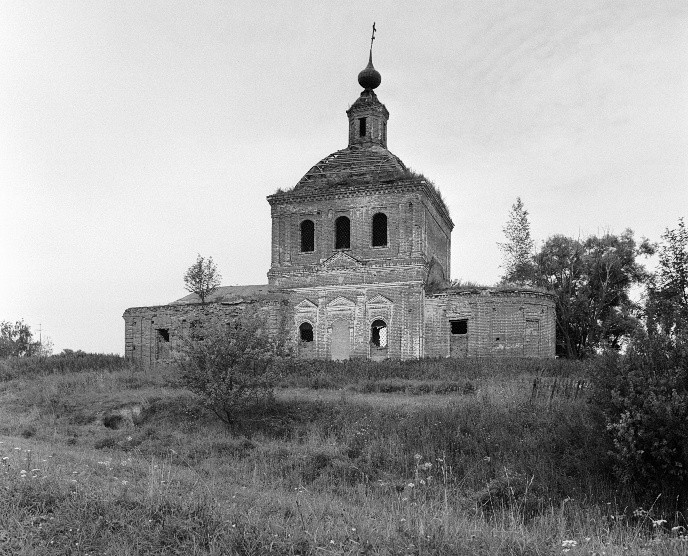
[0,356,686,555]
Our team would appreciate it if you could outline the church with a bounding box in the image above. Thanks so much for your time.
[123,46,555,368]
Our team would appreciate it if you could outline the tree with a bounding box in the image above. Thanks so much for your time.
[183,254,222,304]
[592,331,688,495]
[534,230,649,357]
[0,320,40,358]
[174,308,289,431]
[646,218,688,336]
[497,197,535,285]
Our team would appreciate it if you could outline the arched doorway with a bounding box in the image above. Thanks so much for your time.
[298,322,315,357]
[370,319,388,361]
[330,319,351,360]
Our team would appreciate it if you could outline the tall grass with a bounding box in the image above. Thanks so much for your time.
[276,357,593,390]
[1,358,686,554]
[0,352,129,381]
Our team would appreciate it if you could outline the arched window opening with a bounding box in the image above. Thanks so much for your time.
[299,322,313,343]
[335,216,350,249]
[370,319,387,348]
[300,219,314,252]
[371,212,388,247]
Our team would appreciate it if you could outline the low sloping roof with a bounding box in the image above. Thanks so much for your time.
[172,284,275,305]
[293,144,407,190]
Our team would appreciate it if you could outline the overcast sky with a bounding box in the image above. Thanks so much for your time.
[1,0,686,354]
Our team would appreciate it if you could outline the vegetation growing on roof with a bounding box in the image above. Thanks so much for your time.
[428,278,549,295]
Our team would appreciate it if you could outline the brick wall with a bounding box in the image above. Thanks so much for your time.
[122,298,289,370]
[424,289,556,358]
[268,180,453,289]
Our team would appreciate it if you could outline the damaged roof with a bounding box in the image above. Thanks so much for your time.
[171,284,277,305]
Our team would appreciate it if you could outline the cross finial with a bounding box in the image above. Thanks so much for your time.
[370,22,376,52]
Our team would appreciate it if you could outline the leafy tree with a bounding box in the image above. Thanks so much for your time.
[183,254,222,304]
[534,230,649,357]
[592,330,688,496]
[498,197,535,284]
[646,218,688,336]
[0,320,41,358]
[175,308,289,431]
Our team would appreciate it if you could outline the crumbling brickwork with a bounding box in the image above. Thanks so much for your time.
[123,52,555,367]
[423,289,555,358]
[123,293,289,369]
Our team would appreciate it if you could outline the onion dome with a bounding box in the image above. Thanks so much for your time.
[357,51,381,90]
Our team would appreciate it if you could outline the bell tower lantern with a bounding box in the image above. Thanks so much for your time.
[346,34,389,148]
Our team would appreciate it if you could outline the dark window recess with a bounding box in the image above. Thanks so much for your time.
[300,219,315,252]
[372,212,388,247]
[157,329,170,342]
[299,322,313,342]
[335,216,350,249]
[359,117,367,137]
[450,319,468,335]
[495,336,501,342]
[370,319,388,347]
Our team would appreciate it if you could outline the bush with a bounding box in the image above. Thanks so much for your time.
[592,331,688,495]
[174,308,289,430]
[0,352,127,381]
[276,357,590,389]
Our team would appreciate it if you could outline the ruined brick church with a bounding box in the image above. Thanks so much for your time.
[124,48,555,368]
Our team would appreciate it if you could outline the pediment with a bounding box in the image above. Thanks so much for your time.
[327,296,356,308]
[367,294,392,306]
[320,251,363,269]
[295,299,318,310]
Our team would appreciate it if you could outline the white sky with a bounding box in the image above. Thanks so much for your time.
[1,1,686,355]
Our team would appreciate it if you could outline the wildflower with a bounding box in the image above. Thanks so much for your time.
[414,454,422,461]
[420,462,432,470]
[407,482,415,488]
[483,456,491,463]
[672,526,685,535]
[121,480,128,485]
[420,479,426,485]
[652,519,667,528]
[561,540,577,549]
[14,447,20,450]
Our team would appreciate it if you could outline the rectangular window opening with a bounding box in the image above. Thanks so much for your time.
[157,329,170,342]
[359,117,367,137]
[450,319,468,335]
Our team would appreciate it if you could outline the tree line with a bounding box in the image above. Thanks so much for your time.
[498,198,686,358]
